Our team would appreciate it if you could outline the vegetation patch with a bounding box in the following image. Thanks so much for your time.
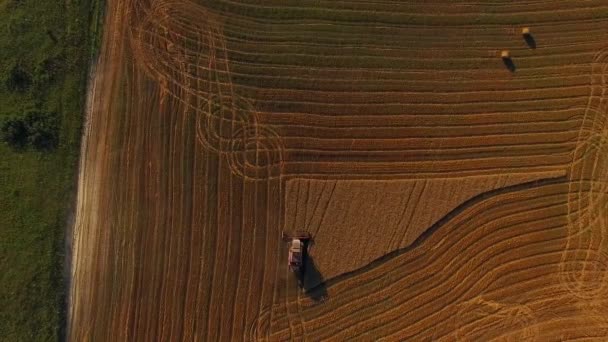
[0,0,103,340]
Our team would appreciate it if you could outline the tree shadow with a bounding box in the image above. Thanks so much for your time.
[502,57,516,72]
[524,34,536,49]
[299,254,328,303]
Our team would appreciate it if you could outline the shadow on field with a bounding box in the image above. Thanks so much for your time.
[292,175,566,305]
[301,255,328,303]
[316,175,566,290]
[503,57,516,72]
[524,34,537,49]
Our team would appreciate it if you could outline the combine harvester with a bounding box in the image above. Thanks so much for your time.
[282,231,311,284]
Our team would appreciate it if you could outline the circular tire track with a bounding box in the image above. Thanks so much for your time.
[247,305,272,342]
[227,125,285,180]
[195,94,257,153]
[129,0,225,91]
[561,48,608,300]
[129,0,284,181]
[455,298,538,341]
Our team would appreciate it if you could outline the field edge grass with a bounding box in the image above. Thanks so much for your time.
[59,1,107,341]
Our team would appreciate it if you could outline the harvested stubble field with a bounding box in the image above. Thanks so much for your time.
[69,0,608,340]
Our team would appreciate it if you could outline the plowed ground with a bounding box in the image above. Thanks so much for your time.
[69,0,608,341]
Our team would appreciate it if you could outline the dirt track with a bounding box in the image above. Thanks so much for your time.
[69,0,608,340]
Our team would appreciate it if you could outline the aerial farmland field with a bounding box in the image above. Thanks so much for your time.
[69,0,608,340]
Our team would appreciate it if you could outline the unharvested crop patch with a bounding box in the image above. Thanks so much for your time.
[69,0,608,340]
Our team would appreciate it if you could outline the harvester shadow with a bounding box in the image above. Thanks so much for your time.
[300,255,328,303]
[524,34,537,49]
[503,58,516,72]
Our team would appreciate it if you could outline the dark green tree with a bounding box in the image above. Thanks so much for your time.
[1,117,29,149]
[25,111,59,150]
[6,64,32,92]
[1,111,59,151]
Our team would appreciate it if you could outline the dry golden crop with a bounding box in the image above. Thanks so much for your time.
[69,0,608,340]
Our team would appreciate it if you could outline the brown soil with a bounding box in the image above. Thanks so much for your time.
[69,0,608,340]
